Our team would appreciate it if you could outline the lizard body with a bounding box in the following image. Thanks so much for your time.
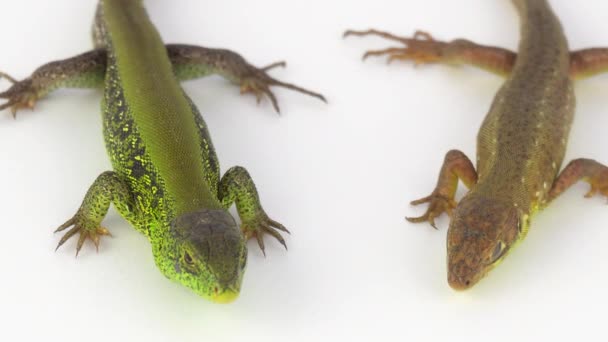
[346,0,608,289]
[1,0,324,302]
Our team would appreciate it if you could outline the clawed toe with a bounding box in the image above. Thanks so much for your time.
[54,216,112,256]
[406,213,440,229]
[261,223,288,250]
[0,72,18,84]
[261,61,287,72]
[344,29,412,43]
[244,216,290,256]
[239,62,326,114]
[345,28,445,66]
[406,193,456,229]
[0,76,37,118]
[413,30,435,41]
[362,47,406,61]
[584,184,608,202]
[240,79,280,113]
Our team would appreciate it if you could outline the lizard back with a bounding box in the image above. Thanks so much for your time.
[475,0,575,213]
[96,0,222,221]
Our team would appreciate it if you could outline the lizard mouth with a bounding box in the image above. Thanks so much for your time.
[448,274,476,291]
[447,262,485,291]
[448,272,475,291]
[211,287,240,304]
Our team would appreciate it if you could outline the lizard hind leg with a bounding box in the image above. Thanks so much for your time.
[0,49,107,118]
[167,45,326,114]
[548,158,608,203]
[0,73,36,118]
[0,71,18,84]
[344,28,517,76]
[344,29,447,65]
[570,48,608,80]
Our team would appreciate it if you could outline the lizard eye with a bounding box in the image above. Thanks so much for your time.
[184,252,194,265]
[490,241,507,264]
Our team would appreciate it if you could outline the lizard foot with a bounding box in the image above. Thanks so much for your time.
[344,29,446,65]
[241,211,290,256]
[237,60,327,114]
[549,158,608,202]
[406,192,457,229]
[54,215,112,256]
[0,72,38,118]
[583,167,608,201]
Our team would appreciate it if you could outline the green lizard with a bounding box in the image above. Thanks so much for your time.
[345,0,608,290]
[0,0,325,302]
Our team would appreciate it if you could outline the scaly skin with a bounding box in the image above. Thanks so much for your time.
[346,0,608,290]
[1,0,324,302]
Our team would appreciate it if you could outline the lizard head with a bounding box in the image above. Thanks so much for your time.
[446,194,526,290]
[166,209,247,303]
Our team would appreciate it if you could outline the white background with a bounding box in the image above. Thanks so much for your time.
[1,0,608,341]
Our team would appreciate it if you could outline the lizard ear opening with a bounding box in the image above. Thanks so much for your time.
[518,213,530,238]
[184,251,194,265]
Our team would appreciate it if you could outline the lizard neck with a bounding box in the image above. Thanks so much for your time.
[149,220,181,280]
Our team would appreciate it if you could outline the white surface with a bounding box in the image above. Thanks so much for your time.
[1,0,608,341]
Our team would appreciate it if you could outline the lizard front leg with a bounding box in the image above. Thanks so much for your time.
[55,171,139,256]
[167,44,326,113]
[0,50,107,117]
[548,159,608,203]
[406,150,478,228]
[218,166,288,255]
